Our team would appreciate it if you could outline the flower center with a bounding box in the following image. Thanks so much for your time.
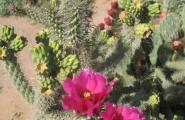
[134,0,142,9]
[37,63,47,73]
[0,48,6,58]
[119,11,126,20]
[83,92,92,99]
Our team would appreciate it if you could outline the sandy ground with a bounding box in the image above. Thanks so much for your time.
[0,0,110,120]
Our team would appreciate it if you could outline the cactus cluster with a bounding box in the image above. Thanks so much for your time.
[57,54,80,82]
[46,9,62,38]
[119,0,143,17]
[31,29,80,94]
[10,36,26,52]
[36,29,50,44]
[98,29,117,46]
[26,7,63,39]
[119,11,135,26]
[31,43,50,75]
[147,3,160,17]
[118,0,160,26]
[0,25,34,103]
[49,40,65,64]
[0,25,14,41]
[134,23,153,39]
[0,25,26,59]
[38,77,59,95]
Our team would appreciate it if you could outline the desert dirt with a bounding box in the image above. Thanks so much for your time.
[0,0,110,120]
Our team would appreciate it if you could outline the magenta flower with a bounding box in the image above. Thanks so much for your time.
[61,69,114,117]
[102,103,145,120]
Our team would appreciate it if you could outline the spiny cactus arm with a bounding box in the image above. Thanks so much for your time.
[150,19,175,66]
[165,61,185,70]
[34,89,61,113]
[26,6,63,40]
[165,0,185,14]
[154,68,173,89]
[181,5,185,32]
[60,0,94,68]
[159,13,180,42]
[60,0,79,48]
[5,58,35,103]
[171,71,185,83]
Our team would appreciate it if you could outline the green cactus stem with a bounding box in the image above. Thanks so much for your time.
[119,11,135,26]
[147,3,161,17]
[119,0,143,17]
[10,36,27,52]
[4,56,35,103]
[0,25,15,42]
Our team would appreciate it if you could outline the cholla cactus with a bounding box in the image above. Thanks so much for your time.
[134,23,153,38]
[119,11,135,26]
[1,0,185,119]
[57,54,79,82]
[119,0,143,17]
[0,25,34,103]
[31,43,51,75]
[147,3,161,17]
[0,25,14,42]
[10,36,26,52]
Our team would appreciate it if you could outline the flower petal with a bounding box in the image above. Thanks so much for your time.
[63,79,75,95]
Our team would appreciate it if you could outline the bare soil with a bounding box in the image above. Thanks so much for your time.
[0,0,110,119]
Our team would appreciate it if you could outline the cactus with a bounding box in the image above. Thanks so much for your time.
[106,36,117,46]
[119,11,135,26]
[0,25,34,103]
[98,30,110,44]
[35,92,61,113]
[50,0,57,8]
[10,36,26,52]
[0,25,14,42]
[147,3,161,17]
[31,43,51,74]
[49,40,65,63]
[57,54,80,82]
[119,0,143,17]
[35,29,50,44]
[38,77,59,94]
[5,57,35,103]
[134,23,153,38]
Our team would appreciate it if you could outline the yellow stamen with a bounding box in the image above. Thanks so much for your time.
[119,11,126,20]
[44,28,49,33]
[38,30,44,35]
[42,88,53,96]
[37,63,47,73]
[83,92,92,99]
[0,48,6,58]
[134,0,142,9]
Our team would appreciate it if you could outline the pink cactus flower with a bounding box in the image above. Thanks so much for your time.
[102,103,145,120]
[61,69,114,117]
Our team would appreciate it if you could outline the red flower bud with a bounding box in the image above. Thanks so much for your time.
[98,23,105,30]
[173,40,183,50]
[104,17,112,26]
[111,1,119,9]
[108,8,116,18]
